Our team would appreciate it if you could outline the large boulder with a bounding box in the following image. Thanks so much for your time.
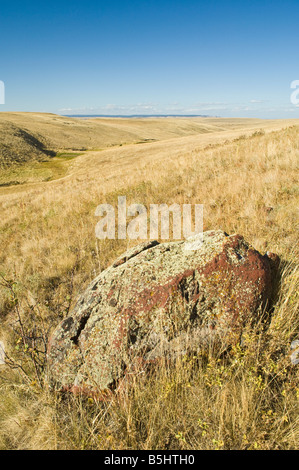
[47,230,279,394]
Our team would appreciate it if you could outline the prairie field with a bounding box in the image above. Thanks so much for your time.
[0,113,298,450]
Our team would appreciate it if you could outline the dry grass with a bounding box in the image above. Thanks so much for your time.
[1,112,263,168]
[1,113,276,185]
[0,115,298,449]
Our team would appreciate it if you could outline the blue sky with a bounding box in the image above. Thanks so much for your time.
[0,0,298,118]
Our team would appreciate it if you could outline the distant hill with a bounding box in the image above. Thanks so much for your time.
[65,114,211,118]
[0,112,267,168]
[0,119,55,167]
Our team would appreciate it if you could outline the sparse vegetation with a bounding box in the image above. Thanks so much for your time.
[0,116,298,449]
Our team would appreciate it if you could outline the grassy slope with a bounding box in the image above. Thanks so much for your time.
[0,116,298,449]
[0,112,250,167]
[0,113,296,187]
[1,113,267,185]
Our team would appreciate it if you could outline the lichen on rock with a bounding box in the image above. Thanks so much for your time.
[47,230,279,395]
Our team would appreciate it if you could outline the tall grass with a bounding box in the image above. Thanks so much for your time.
[0,125,298,449]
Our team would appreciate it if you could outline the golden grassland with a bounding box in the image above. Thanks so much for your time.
[0,112,258,168]
[0,115,298,449]
[0,112,295,183]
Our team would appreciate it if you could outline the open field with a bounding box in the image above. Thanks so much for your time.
[0,114,298,449]
[0,112,297,186]
[0,112,260,168]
